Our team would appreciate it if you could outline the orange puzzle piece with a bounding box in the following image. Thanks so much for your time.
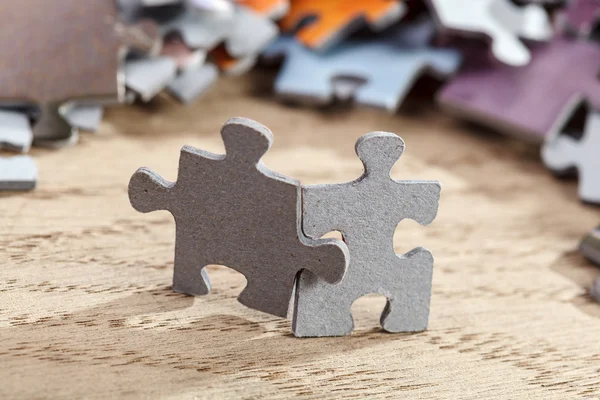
[280,0,405,50]
[237,0,290,19]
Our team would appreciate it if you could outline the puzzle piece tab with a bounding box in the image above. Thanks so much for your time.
[128,118,348,318]
[280,0,406,51]
[264,19,461,111]
[542,109,600,203]
[426,0,552,65]
[294,132,440,337]
[438,38,600,141]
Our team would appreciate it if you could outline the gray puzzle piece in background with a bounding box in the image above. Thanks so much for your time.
[293,132,440,337]
[263,19,461,111]
[63,104,104,132]
[580,225,600,266]
[0,109,33,152]
[167,63,218,103]
[125,56,178,101]
[542,108,600,204]
[128,117,348,318]
[426,0,552,65]
[0,155,37,191]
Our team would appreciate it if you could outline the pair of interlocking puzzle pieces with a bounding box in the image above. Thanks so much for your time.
[128,117,441,337]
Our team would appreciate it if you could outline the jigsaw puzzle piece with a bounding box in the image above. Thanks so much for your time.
[167,63,219,103]
[437,38,600,141]
[558,0,600,38]
[125,56,178,102]
[161,34,207,70]
[237,0,290,20]
[0,109,33,152]
[426,0,552,65]
[580,225,600,266]
[62,104,104,133]
[265,19,461,111]
[129,118,348,318]
[0,155,37,191]
[280,0,406,51]
[293,132,440,337]
[542,109,600,203]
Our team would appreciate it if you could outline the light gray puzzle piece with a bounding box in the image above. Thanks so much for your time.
[0,109,32,152]
[125,56,178,101]
[293,132,441,337]
[426,0,552,66]
[63,104,104,133]
[263,19,461,111]
[32,102,79,148]
[580,225,600,266]
[167,63,218,103]
[128,117,349,318]
[591,277,600,303]
[0,155,37,191]
[542,109,600,204]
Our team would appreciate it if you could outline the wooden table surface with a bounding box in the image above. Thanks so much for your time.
[2,74,600,399]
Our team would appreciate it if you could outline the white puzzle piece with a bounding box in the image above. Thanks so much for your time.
[125,56,178,101]
[167,63,218,103]
[0,109,33,152]
[542,108,600,203]
[0,155,37,191]
[427,0,552,65]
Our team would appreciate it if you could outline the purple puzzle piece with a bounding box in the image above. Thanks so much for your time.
[437,37,600,142]
[560,0,600,38]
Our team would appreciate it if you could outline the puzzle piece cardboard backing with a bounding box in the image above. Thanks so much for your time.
[294,132,440,337]
[438,38,600,142]
[128,118,348,318]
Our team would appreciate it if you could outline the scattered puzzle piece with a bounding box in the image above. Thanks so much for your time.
[437,38,600,141]
[426,0,552,65]
[559,0,600,38]
[125,57,178,101]
[237,0,290,20]
[32,103,79,148]
[293,132,440,337]
[167,63,219,102]
[542,108,600,203]
[0,156,37,191]
[279,0,406,51]
[128,117,348,318]
[591,277,600,303]
[580,225,600,266]
[0,109,32,152]
[264,19,461,111]
[63,104,104,133]
[161,33,206,71]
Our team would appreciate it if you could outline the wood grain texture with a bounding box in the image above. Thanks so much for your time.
[2,72,600,399]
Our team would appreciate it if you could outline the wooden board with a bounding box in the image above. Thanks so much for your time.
[2,73,600,399]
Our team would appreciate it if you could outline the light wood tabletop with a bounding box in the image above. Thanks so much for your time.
[2,73,600,399]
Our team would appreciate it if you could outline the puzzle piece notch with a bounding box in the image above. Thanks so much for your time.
[128,117,349,318]
[280,0,406,51]
[542,107,600,204]
[264,19,461,111]
[426,0,552,66]
[293,132,441,337]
